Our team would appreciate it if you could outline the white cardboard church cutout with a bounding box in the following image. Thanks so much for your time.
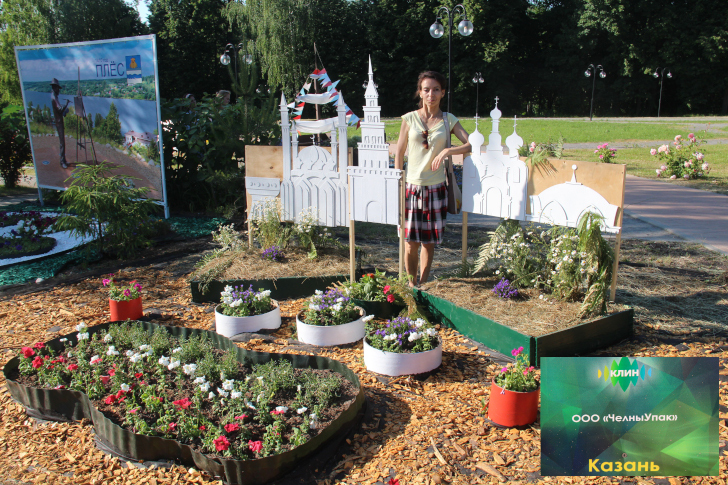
[462,99,528,220]
[280,92,349,227]
[526,164,621,233]
[246,177,281,220]
[347,57,402,225]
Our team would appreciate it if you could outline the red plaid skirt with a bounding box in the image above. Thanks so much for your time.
[404,182,448,244]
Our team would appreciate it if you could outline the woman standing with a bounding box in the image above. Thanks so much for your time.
[395,71,471,287]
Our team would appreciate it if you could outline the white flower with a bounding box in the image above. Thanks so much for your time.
[408,332,422,342]
[297,385,302,393]
[245,376,251,382]
[90,355,100,364]
[60,338,68,343]
[256,392,264,403]
[125,350,134,357]
[495,270,500,275]
[297,407,308,414]
[231,391,242,399]
[229,299,243,308]
[362,315,375,323]
[223,285,233,294]
[309,304,320,311]
[414,318,425,328]
[332,303,342,313]
[168,359,180,370]
[217,388,229,398]
[77,332,89,340]
[106,346,119,356]
[183,363,197,376]
[275,406,288,413]
[75,323,87,332]
[199,382,210,392]
[172,347,182,354]
[222,379,235,391]
[256,376,264,383]
[539,294,544,300]
[314,289,323,295]
[336,297,344,303]
[158,356,170,366]
[208,392,216,400]
[425,328,438,337]
[194,376,207,384]
[130,353,143,363]
[383,333,397,341]
[103,334,113,342]
[120,383,130,392]
[222,296,233,305]
[139,344,150,351]
[246,400,257,410]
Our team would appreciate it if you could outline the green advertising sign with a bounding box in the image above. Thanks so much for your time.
[541,357,718,476]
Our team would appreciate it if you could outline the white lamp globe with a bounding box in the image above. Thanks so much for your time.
[429,21,444,38]
[220,53,231,66]
[584,69,591,78]
[458,19,474,36]
[599,70,606,78]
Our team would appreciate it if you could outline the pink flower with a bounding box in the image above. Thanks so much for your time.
[501,367,508,373]
[102,279,111,287]
[123,289,131,298]
[224,423,240,433]
[90,356,102,365]
[650,149,657,156]
[670,175,677,180]
[234,415,248,421]
[248,440,263,453]
[104,395,116,405]
[33,342,45,350]
[688,133,695,139]
[599,154,604,159]
[655,169,662,177]
[168,422,177,431]
[683,174,690,179]
[270,410,285,415]
[382,285,391,294]
[696,153,704,161]
[213,436,230,452]
[675,145,682,150]
[594,149,598,154]
[199,425,206,431]
[674,135,682,142]
[702,162,709,171]
[173,398,193,411]
[658,145,669,154]
[130,408,138,414]
[21,347,35,359]
[660,165,667,171]
[684,161,691,168]
[529,147,535,153]
[530,142,536,148]
[386,294,395,303]
[523,370,529,375]
[32,356,43,369]
[68,364,79,372]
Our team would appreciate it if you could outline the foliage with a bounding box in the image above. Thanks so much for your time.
[103,275,142,302]
[493,347,538,392]
[249,198,294,250]
[0,104,32,188]
[365,316,439,354]
[52,162,160,259]
[652,133,709,180]
[474,213,614,317]
[293,207,340,259]
[594,143,617,163]
[212,223,246,252]
[517,136,564,168]
[218,285,274,318]
[302,288,365,327]
[344,270,405,304]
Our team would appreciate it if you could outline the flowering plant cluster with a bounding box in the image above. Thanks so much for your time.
[492,278,518,299]
[261,245,284,262]
[366,317,439,354]
[103,275,142,302]
[593,143,617,162]
[0,212,60,258]
[14,322,344,460]
[651,133,709,180]
[218,285,274,317]
[293,207,339,260]
[0,211,57,235]
[344,270,405,304]
[493,347,538,392]
[302,288,368,326]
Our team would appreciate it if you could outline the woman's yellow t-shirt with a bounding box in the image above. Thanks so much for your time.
[401,111,458,186]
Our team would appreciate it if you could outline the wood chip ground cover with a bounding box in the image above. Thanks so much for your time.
[0,235,726,484]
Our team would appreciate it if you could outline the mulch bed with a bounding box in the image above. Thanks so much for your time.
[0,234,726,484]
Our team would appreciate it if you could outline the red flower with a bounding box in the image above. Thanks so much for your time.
[366,273,374,278]
[31,356,43,369]
[33,342,45,350]
[116,390,126,399]
[270,410,285,415]
[383,285,391,294]
[248,440,263,453]
[224,423,240,433]
[388,479,400,485]
[67,364,78,372]
[104,395,116,405]
[199,425,206,431]
[173,398,193,411]
[134,372,143,379]
[108,368,116,376]
[213,435,230,452]
[54,385,65,390]
[21,347,35,359]
[386,294,395,303]
[168,422,177,431]
[234,415,248,421]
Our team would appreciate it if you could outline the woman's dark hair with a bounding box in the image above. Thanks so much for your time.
[414,71,447,108]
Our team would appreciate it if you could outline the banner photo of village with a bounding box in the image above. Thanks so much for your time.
[15,35,164,200]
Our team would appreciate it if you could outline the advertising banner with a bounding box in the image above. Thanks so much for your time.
[15,35,166,211]
[541,357,719,476]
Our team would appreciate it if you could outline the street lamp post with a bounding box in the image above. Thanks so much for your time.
[653,67,672,118]
[220,43,253,89]
[429,4,474,113]
[472,72,484,123]
[584,64,606,121]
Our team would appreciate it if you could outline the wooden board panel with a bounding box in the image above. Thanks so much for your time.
[527,158,626,210]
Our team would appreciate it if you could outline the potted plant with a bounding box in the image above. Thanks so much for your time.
[214,285,281,337]
[488,346,540,427]
[344,270,408,319]
[296,288,372,346]
[363,316,442,376]
[104,275,143,321]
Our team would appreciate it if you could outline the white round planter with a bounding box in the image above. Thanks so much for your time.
[295,308,366,347]
[363,339,442,376]
[214,300,281,338]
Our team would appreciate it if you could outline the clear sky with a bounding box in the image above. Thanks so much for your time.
[136,0,151,24]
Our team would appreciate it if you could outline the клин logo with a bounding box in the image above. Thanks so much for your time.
[597,357,652,391]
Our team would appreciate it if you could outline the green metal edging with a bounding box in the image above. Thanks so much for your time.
[414,289,633,366]
[4,321,365,484]
[190,275,350,303]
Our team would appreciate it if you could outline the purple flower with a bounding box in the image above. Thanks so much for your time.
[492,278,518,299]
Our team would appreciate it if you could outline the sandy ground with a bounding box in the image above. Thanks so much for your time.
[30,134,163,199]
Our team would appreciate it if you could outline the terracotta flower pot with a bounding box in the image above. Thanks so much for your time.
[488,379,540,427]
[214,300,281,338]
[295,307,366,347]
[109,297,143,321]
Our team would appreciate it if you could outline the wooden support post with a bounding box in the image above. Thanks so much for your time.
[461,211,469,264]
[399,177,406,277]
[248,211,253,249]
[349,174,356,283]
[610,166,627,302]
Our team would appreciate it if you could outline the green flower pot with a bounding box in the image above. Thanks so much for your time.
[350,298,405,320]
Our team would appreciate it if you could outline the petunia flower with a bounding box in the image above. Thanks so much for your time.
[214,435,230,452]
[248,440,263,453]
[224,423,240,433]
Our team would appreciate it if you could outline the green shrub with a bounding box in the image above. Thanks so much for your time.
[0,104,31,188]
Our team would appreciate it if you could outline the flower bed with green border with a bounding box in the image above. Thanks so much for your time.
[414,289,633,366]
[4,321,365,484]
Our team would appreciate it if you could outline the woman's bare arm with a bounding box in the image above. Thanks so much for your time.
[431,121,471,171]
[394,119,409,170]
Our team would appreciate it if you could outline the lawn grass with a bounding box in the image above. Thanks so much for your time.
[362,118,726,144]
[562,144,728,194]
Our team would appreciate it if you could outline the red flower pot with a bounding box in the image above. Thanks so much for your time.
[488,379,540,427]
[109,297,143,321]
